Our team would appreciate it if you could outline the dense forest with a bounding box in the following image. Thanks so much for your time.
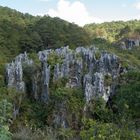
[0,6,91,56]
[0,6,140,140]
[84,20,140,42]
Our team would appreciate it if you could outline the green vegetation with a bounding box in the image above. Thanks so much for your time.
[47,52,64,66]
[104,74,112,86]
[8,71,140,140]
[0,99,12,140]
[114,71,140,119]
[0,6,140,140]
[0,6,91,58]
[84,20,140,42]
[91,38,140,69]
[80,119,139,140]
[33,16,91,49]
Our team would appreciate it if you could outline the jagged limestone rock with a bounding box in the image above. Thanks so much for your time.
[120,38,140,50]
[53,103,68,128]
[6,52,33,119]
[6,46,121,103]
[6,46,122,127]
[6,52,33,92]
[41,62,50,102]
[84,72,110,102]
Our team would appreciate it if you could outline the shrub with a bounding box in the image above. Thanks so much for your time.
[80,119,140,140]
[0,126,12,140]
[104,74,112,86]
[114,71,140,118]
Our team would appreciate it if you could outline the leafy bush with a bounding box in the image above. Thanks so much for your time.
[0,99,13,140]
[0,126,12,140]
[47,52,64,67]
[114,71,140,118]
[0,99,12,125]
[104,74,112,86]
[80,119,140,140]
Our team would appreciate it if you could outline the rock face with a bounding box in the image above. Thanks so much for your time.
[6,46,122,127]
[121,38,140,49]
[6,46,121,104]
[6,52,33,93]
[6,52,33,119]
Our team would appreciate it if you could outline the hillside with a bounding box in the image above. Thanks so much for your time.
[84,21,140,70]
[0,6,91,58]
[0,6,91,92]
[84,20,140,42]
[0,6,140,140]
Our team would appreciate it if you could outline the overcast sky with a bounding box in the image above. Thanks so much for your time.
[0,0,140,26]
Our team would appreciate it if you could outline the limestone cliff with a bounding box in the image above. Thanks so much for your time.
[6,46,121,103]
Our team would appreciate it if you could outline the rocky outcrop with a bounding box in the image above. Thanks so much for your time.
[6,46,122,126]
[6,52,33,119]
[121,38,140,50]
[6,52,33,92]
[6,46,121,104]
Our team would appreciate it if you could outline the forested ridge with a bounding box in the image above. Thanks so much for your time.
[0,6,91,56]
[0,6,140,140]
[84,20,140,42]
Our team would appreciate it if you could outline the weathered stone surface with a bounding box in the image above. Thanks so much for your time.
[120,38,140,50]
[6,52,33,93]
[6,46,122,127]
[41,62,50,102]
[6,46,121,103]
